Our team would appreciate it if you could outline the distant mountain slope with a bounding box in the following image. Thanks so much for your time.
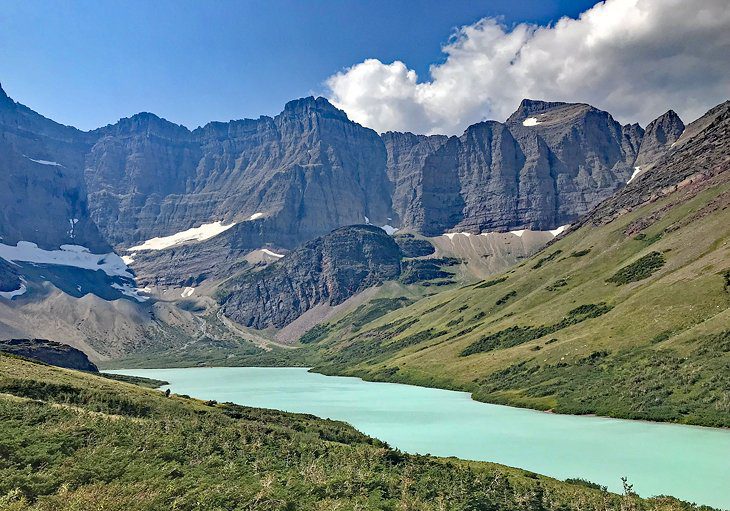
[304,101,730,427]
[218,225,403,329]
[0,86,107,252]
[1,82,666,258]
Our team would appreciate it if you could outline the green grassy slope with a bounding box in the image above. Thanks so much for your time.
[306,108,730,427]
[1,355,712,511]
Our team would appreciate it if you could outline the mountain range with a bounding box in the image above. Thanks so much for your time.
[0,81,720,370]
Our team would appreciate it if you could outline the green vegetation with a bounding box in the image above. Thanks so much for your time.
[570,249,591,257]
[473,331,730,427]
[302,181,730,427]
[97,373,168,389]
[4,354,708,511]
[607,251,666,285]
[546,278,569,291]
[300,324,332,344]
[102,336,308,370]
[532,250,562,269]
[460,304,613,356]
[564,479,607,492]
[399,257,459,285]
[475,276,509,289]
[495,290,517,306]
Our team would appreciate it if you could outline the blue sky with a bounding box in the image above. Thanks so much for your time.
[0,0,598,131]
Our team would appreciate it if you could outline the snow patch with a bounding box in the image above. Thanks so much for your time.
[181,286,195,298]
[380,224,398,235]
[628,166,642,184]
[25,156,63,167]
[0,241,133,279]
[0,279,27,300]
[128,221,236,252]
[444,232,472,240]
[509,230,527,237]
[549,224,570,236]
[67,218,79,239]
[261,248,284,258]
[522,117,540,127]
[121,255,135,265]
[364,216,370,224]
[247,212,264,221]
[111,282,149,302]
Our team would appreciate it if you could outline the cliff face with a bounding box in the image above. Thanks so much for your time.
[385,100,645,234]
[634,110,685,169]
[582,101,729,227]
[218,225,403,329]
[85,97,393,251]
[0,338,99,371]
[0,85,108,252]
[1,85,657,258]
[381,131,448,227]
[0,259,21,292]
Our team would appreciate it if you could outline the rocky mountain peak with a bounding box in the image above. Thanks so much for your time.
[281,96,349,121]
[99,111,192,140]
[0,83,12,107]
[647,110,684,143]
[634,109,685,168]
[507,99,586,122]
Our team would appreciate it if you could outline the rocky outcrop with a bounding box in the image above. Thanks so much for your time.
[0,259,20,292]
[634,110,685,168]
[0,338,98,371]
[582,101,729,226]
[393,234,435,258]
[218,225,402,329]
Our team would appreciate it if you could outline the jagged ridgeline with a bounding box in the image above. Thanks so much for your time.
[0,80,724,372]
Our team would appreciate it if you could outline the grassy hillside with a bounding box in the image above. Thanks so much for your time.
[306,166,730,426]
[1,355,714,511]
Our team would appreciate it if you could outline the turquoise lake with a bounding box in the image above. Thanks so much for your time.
[106,367,730,509]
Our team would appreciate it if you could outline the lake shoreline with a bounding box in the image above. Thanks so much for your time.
[103,364,730,432]
[104,366,730,509]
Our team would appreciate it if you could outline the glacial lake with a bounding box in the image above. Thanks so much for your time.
[106,367,730,509]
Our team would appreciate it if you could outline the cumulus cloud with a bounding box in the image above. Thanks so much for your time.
[326,0,730,135]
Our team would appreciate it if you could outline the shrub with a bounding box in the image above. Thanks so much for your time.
[607,252,665,285]
[460,303,613,356]
[570,249,591,257]
[474,276,508,289]
[495,291,517,306]
[532,250,563,269]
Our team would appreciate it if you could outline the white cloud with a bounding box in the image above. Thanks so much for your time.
[326,0,730,135]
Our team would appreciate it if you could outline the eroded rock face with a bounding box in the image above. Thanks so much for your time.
[582,101,729,226]
[0,85,109,252]
[385,99,645,234]
[85,97,393,251]
[0,259,20,292]
[0,338,98,371]
[2,85,655,258]
[381,131,448,226]
[218,225,402,329]
[634,110,685,168]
